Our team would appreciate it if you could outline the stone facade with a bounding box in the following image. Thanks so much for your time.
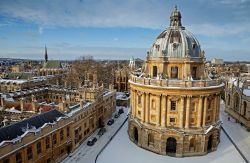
[224,78,250,131]
[128,6,223,157]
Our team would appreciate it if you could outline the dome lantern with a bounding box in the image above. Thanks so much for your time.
[170,5,182,27]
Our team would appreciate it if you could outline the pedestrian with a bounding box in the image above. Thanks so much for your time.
[228,116,230,121]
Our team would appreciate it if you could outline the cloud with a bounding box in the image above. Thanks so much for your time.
[38,27,43,34]
[0,45,147,60]
[188,23,250,37]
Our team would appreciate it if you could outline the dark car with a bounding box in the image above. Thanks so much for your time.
[114,114,120,118]
[97,127,106,136]
[87,137,97,146]
[107,119,114,126]
[118,108,124,114]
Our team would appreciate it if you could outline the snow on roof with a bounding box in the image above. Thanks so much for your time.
[5,107,22,113]
[67,102,92,117]
[243,89,250,96]
[0,79,27,84]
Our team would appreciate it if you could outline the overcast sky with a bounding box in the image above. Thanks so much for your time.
[0,0,250,61]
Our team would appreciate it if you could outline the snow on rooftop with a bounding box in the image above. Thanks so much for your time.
[243,89,250,96]
[0,79,27,84]
[97,121,245,163]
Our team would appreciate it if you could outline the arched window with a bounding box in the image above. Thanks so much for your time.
[171,67,178,79]
[234,94,239,111]
[153,66,157,77]
[148,133,154,146]
[189,138,195,151]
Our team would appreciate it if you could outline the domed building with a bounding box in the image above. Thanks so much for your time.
[128,6,223,157]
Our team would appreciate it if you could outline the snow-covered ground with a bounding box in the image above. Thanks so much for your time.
[62,106,129,163]
[220,101,250,162]
[97,121,245,163]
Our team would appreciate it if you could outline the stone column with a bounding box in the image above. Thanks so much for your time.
[145,93,150,123]
[161,95,167,127]
[185,96,191,128]
[203,96,208,127]
[157,95,161,126]
[217,94,221,121]
[197,96,204,127]
[141,93,145,122]
[179,96,185,128]
[212,95,217,123]
[20,98,24,112]
[166,97,171,127]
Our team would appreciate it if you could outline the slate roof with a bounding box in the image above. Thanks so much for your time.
[43,60,62,69]
[0,109,65,143]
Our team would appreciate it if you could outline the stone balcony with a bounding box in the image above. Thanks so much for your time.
[130,75,222,88]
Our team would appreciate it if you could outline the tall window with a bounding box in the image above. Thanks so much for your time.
[171,67,178,78]
[53,133,57,145]
[27,147,33,160]
[60,130,64,141]
[16,152,22,163]
[46,137,50,149]
[243,101,247,116]
[227,94,230,106]
[234,94,239,110]
[37,142,42,155]
[67,127,70,137]
[153,66,157,78]
[148,133,154,146]
[138,95,142,105]
[171,101,176,111]
[190,138,195,151]
[192,67,197,79]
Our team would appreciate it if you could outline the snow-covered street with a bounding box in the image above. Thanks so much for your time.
[62,102,250,163]
[62,107,129,163]
[220,101,250,162]
[97,120,245,163]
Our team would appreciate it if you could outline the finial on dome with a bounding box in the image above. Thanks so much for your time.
[170,5,182,27]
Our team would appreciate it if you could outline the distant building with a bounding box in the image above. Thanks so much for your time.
[38,46,66,76]
[211,58,224,65]
[224,78,250,131]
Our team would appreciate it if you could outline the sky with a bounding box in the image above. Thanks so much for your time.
[0,0,250,61]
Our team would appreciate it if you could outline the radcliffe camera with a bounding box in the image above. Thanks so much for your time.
[0,1,249,163]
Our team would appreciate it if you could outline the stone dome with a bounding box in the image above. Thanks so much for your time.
[147,6,202,59]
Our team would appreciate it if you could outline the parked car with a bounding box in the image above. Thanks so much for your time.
[107,119,114,126]
[97,127,106,136]
[114,114,120,118]
[118,108,124,114]
[87,137,97,146]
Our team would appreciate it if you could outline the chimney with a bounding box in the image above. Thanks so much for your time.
[80,100,84,109]
[20,98,24,112]
[0,95,4,108]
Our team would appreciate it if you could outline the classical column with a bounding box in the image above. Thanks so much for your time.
[141,93,146,122]
[185,96,191,128]
[134,90,137,117]
[212,95,217,123]
[161,95,167,127]
[157,95,161,126]
[202,96,208,127]
[131,90,135,117]
[179,96,185,128]
[166,97,171,127]
[197,96,204,127]
[217,94,221,121]
[145,93,150,123]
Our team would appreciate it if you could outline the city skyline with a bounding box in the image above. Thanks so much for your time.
[0,0,250,60]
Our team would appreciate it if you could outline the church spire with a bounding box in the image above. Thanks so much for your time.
[170,5,182,27]
[45,45,48,62]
